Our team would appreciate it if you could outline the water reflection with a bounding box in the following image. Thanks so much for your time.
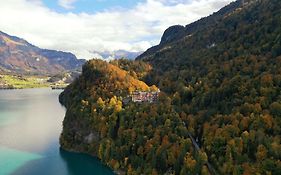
[0,89,113,175]
[0,146,42,175]
[0,89,65,153]
[60,149,114,175]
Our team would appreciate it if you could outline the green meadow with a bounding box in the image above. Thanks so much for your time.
[0,75,50,89]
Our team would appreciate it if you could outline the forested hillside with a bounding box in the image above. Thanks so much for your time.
[60,0,281,174]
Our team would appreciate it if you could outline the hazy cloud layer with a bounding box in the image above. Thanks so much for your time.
[0,0,232,59]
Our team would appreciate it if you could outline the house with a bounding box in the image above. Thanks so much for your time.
[131,90,160,103]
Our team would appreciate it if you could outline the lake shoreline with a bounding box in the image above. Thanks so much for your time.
[60,146,118,174]
[0,86,51,89]
[0,88,114,175]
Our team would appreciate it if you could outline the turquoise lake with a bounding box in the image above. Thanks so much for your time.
[0,88,114,175]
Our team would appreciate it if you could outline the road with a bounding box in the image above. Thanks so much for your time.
[187,132,217,175]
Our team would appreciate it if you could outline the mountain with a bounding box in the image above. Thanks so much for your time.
[137,0,253,61]
[60,0,281,174]
[94,50,143,60]
[0,31,85,75]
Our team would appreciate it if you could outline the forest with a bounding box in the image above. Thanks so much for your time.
[59,0,281,174]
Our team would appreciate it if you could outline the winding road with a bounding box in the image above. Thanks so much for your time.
[187,132,217,175]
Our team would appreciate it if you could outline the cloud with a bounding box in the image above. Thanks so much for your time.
[0,0,232,59]
[58,0,78,9]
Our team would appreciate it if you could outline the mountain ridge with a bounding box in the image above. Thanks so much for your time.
[0,31,85,75]
[137,0,256,61]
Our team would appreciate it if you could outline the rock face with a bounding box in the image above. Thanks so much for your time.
[160,25,185,45]
[0,31,85,75]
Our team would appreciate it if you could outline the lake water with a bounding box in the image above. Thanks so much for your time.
[0,88,114,175]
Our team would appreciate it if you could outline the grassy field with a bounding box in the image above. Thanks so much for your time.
[0,75,50,89]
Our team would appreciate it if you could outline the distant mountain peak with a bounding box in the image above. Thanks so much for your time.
[0,31,30,47]
[94,49,143,60]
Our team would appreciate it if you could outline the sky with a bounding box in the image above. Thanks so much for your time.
[0,0,233,59]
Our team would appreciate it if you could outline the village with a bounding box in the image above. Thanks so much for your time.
[122,89,160,104]
[130,90,160,103]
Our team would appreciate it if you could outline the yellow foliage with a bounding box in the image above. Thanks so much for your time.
[184,153,197,170]
[87,59,150,94]
[199,150,208,163]
[256,144,267,162]
[150,85,159,91]
[81,99,89,106]
[114,100,123,112]
[262,114,273,129]
[201,165,209,175]
[97,97,105,108]
[109,96,117,107]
